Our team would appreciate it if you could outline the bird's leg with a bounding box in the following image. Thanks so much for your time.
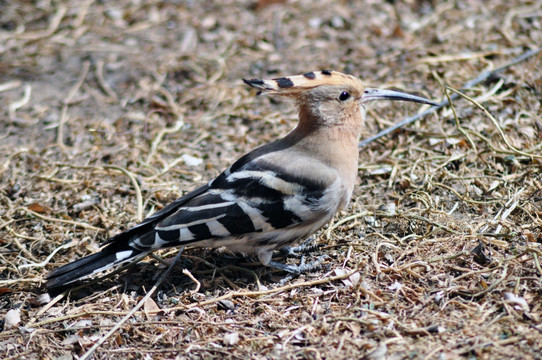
[278,237,322,257]
[269,237,327,276]
[268,254,329,275]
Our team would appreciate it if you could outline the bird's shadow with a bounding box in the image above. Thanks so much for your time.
[44,248,307,301]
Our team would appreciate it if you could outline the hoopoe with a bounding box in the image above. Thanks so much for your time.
[46,70,436,289]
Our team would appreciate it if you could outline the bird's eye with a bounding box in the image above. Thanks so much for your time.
[339,91,351,101]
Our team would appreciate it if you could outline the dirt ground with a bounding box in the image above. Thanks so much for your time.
[1,0,542,359]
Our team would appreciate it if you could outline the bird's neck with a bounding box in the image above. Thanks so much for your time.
[284,114,361,191]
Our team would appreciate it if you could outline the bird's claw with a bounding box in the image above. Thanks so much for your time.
[278,237,322,257]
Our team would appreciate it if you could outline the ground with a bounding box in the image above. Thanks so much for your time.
[1,0,541,359]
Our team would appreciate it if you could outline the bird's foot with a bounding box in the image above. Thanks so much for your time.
[278,237,322,257]
[268,254,328,275]
[270,255,329,286]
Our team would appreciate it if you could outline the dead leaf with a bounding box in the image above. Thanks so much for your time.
[28,202,52,214]
[144,297,161,320]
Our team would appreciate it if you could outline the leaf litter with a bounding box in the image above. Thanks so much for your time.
[0,0,541,359]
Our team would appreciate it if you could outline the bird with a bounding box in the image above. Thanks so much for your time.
[45,70,436,290]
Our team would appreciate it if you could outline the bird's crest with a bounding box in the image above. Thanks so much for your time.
[243,70,363,96]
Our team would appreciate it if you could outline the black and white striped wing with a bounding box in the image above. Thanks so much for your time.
[129,158,332,252]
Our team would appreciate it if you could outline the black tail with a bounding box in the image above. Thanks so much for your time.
[45,241,146,290]
[46,184,211,290]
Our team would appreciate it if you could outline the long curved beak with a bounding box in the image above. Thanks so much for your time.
[362,88,438,106]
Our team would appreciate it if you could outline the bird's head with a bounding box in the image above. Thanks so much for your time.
[243,70,436,130]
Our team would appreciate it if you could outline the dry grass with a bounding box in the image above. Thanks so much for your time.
[1,0,542,359]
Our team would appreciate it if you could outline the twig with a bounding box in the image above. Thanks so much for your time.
[359,47,542,147]
[72,0,93,28]
[433,72,477,152]
[452,265,505,283]
[0,80,21,92]
[21,207,104,231]
[79,247,185,360]
[427,250,471,264]
[533,252,542,277]
[325,211,369,240]
[26,310,137,329]
[58,61,90,148]
[160,267,360,314]
[0,150,29,177]
[417,49,519,64]
[0,219,16,231]
[146,117,185,164]
[405,213,461,234]
[478,187,525,234]
[440,78,504,118]
[102,165,144,222]
[95,60,118,100]
[17,6,67,40]
[373,241,401,274]
[377,212,462,235]
[433,182,502,205]
[18,241,74,270]
[48,163,144,221]
[8,84,31,119]
[7,228,40,263]
[26,293,66,327]
[524,248,542,277]
[470,266,509,298]
[445,87,542,159]
[0,278,42,286]
[182,269,201,293]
